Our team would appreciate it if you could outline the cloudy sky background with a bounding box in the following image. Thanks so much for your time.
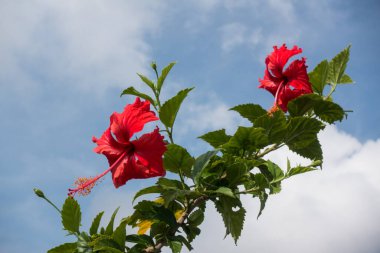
[1,0,380,252]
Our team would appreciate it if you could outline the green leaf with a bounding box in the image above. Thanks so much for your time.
[188,209,204,227]
[47,243,77,253]
[225,126,268,151]
[157,178,184,190]
[105,207,120,235]
[61,197,81,233]
[287,94,321,117]
[314,100,345,123]
[199,129,231,148]
[191,150,219,184]
[133,185,162,203]
[230,103,267,123]
[287,94,345,123]
[339,74,354,84]
[172,235,193,251]
[327,45,351,85]
[112,220,127,248]
[214,187,236,198]
[89,211,104,235]
[309,60,329,95]
[214,196,246,244]
[257,191,268,218]
[285,117,324,160]
[157,62,176,92]
[286,166,318,177]
[265,161,284,183]
[125,234,155,246]
[120,87,156,105]
[163,144,194,178]
[159,88,194,128]
[254,110,287,143]
[92,238,124,252]
[137,73,155,91]
[169,240,182,253]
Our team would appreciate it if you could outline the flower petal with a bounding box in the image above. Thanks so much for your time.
[266,44,302,78]
[92,128,126,166]
[132,128,167,177]
[284,58,312,92]
[110,97,158,143]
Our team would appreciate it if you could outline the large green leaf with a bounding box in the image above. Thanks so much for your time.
[214,196,246,243]
[159,88,194,128]
[199,129,231,148]
[314,100,345,123]
[120,87,156,105]
[327,45,351,85]
[89,211,104,235]
[309,60,329,95]
[191,150,219,184]
[254,110,287,143]
[224,126,268,151]
[163,144,194,177]
[288,94,345,123]
[285,117,325,160]
[61,197,81,233]
[105,207,120,235]
[188,209,205,227]
[157,62,176,92]
[230,103,267,123]
[47,243,77,253]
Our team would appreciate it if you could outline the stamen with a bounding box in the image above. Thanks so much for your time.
[68,152,127,197]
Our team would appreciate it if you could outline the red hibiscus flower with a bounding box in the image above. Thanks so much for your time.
[259,44,313,112]
[69,98,167,196]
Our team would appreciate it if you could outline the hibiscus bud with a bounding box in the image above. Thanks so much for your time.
[34,188,45,198]
[151,61,157,71]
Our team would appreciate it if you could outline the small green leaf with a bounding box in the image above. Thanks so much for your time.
[188,209,204,227]
[191,150,219,184]
[89,211,104,235]
[47,243,77,253]
[157,178,184,190]
[163,144,194,177]
[230,103,267,123]
[225,126,268,151]
[199,129,231,148]
[159,87,194,128]
[157,62,176,92]
[92,238,124,252]
[61,197,81,233]
[125,234,155,246]
[257,191,268,218]
[286,166,318,177]
[214,196,246,244]
[112,220,127,248]
[309,60,329,95]
[339,74,354,84]
[120,87,156,105]
[214,187,236,198]
[137,73,155,90]
[105,207,120,235]
[265,161,284,183]
[327,45,351,85]
[169,240,182,253]
[133,185,162,203]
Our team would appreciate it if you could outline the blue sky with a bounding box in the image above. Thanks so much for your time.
[1,1,380,252]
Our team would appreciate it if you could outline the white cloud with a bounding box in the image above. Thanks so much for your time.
[183,125,380,253]
[0,0,164,96]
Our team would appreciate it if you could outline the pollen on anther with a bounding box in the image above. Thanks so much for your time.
[72,177,97,196]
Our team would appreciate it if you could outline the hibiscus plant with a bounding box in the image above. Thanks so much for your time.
[35,44,353,253]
